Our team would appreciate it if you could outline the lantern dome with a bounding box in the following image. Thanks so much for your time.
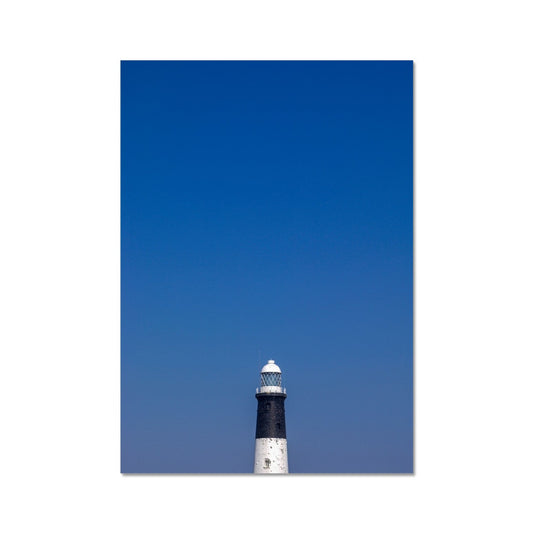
[261,360,281,373]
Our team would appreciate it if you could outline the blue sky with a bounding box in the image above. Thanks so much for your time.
[121,61,413,473]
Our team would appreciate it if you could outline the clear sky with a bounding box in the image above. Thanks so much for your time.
[121,60,413,473]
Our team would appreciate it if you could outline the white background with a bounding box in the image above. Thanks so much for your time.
[1,1,532,531]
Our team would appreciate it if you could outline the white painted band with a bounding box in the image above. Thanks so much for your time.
[253,438,289,474]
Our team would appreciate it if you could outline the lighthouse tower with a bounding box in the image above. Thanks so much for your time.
[253,360,289,474]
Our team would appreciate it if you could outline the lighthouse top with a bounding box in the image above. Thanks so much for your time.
[258,360,285,394]
[261,360,281,373]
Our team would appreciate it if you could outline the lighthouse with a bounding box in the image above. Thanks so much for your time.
[253,360,289,474]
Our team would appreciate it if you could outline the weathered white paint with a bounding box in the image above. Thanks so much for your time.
[254,438,289,474]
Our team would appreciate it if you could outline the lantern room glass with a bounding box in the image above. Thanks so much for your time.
[261,372,282,387]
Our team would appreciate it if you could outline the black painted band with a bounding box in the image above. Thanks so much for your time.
[255,393,287,439]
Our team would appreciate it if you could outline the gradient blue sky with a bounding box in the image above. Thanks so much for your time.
[121,61,413,473]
